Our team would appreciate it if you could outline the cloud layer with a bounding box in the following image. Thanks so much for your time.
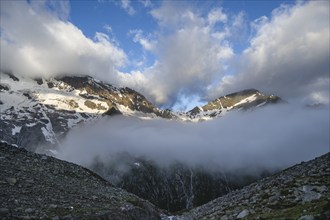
[207,1,330,104]
[57,104,329,172]
[115,0,330,107]
[0,0,329,108]
[118,1,236,108]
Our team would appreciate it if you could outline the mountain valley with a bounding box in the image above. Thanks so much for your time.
[0,72,328,219]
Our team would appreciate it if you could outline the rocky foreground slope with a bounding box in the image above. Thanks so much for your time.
[1,141,329,220]
[0,142,162,220]
[174,153,330,220]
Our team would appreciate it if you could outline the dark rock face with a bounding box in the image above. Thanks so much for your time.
[0,104,91,152]
[89,154,271,213]
[33,78,43,85]
[47,82,55,88]
[3,72,19,81]
[173,153,330,220]
[0,84,9,91]
[0,142,162,220]
[16,123,47,151]
[103,106,122,116]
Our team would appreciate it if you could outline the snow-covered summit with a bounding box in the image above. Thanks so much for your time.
[186,89,281,121]
[0,72,281,151]
[0,72,172,151]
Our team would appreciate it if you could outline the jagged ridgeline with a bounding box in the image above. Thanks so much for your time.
[0,72,178,151]
[0,71,281,151]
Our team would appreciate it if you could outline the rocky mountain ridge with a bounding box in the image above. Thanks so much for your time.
[0,72,281,151]
[187,89,280,119]
[0,72,176,151]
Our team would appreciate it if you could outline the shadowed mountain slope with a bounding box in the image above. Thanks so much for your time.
[0,142,162,220]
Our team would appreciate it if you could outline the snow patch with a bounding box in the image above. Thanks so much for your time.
[11,125,21,135]
[233,94,257,107]
[41,127,56,144]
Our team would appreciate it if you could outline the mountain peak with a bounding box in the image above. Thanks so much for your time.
[0,72,282,150]
[187,88,281,120]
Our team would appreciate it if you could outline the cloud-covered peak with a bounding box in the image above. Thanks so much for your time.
[207,1,329,105]
[120,1,235,108]
[0,0,328,109]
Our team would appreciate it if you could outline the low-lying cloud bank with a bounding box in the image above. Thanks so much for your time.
[57,104,329,173]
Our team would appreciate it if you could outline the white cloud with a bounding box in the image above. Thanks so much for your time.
[1,0,327,109]
[208,1,330,104]
[120,0,136,16]
[103,24,113,33]
[208,7,227,25]
[29,0,71,20]
[129,29,156,51]
[139,0,152,8]
[118,2,234,107]
[0,0,126,82]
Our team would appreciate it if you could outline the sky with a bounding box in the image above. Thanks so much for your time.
[0,0,329,111]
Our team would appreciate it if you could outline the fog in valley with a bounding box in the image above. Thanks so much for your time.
[57,103,329,175]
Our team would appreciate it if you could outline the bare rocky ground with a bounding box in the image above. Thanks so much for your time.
[0,142,162,220]
[171,152,330,220]
[1,141,329,220]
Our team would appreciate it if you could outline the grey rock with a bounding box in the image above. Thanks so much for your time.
[236,209,249,219]
[25,179,34,184]
[315,185,327,193]
[300,185,322,202]
[49,204,57,209]
[0,208,9,215]
[61,214,73,220]
[298,215,315,220]
[17,216,32,220]
[220,215,229,220]
[5,177,17,185]
[24,208,34,213]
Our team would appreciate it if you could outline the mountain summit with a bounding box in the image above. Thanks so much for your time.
[0,72,281,151]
